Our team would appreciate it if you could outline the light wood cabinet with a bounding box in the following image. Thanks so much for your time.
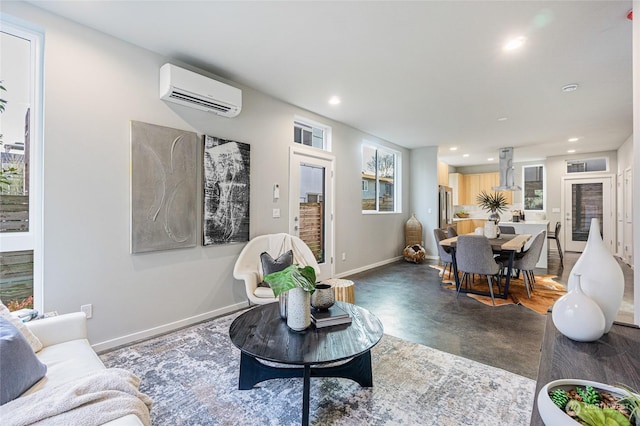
[437,161,449,186]
[456,172,512,205]
[455,219,487,234]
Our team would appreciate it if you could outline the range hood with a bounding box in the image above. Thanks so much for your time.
[492,147,521,191]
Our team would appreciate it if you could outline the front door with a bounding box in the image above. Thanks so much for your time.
[289,146,334,281]
[563,176,614,253]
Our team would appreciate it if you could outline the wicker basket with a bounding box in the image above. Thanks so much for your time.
[405,214,423,246]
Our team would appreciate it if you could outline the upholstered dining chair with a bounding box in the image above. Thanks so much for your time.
[433,228,453,283]
[455,235,503,306]
[547,221,564,268]
[512,230,546,298]
[446,227,458,238]
[498,225,516,234]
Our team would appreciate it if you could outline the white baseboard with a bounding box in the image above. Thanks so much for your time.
[92,301,248,353]
[333,256,403,278]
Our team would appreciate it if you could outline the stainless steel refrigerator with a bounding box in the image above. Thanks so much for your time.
[438,185,454,229]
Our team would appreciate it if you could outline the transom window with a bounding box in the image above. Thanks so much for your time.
[293,117,331,151]
[361,144,400,213]
[566,157,608,174]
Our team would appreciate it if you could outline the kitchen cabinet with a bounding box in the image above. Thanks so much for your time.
[456,172,512,205]
[438,161,449,186]
[455,219,487,234]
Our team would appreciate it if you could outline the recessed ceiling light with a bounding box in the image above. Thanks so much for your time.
[450,147,458,151]
[497,117,509,122]
[328,96,341,105]
[562,84,579,92]
[488,157,495,161]
[568,137,579,142]
[567,149,576,153]
[463,154,470,158]
[503,36,526,51]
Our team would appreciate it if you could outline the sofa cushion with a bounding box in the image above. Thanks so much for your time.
[21,338,106,397]
[259,250,293,287]
[0,317,47,405]
[0,301,43,352]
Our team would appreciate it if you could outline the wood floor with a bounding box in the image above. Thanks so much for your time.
[348,249,634,380]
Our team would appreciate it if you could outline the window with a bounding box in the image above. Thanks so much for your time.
[361,144,400,213]
[0,21,43,311]
[566,157,608,174]
[523,165,544,211]
[293,117,331,151]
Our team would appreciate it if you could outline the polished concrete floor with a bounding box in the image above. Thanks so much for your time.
[347,248,634,380]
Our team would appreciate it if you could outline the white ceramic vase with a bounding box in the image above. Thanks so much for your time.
[567,218,624,333]
[286,287,311,331]
[552,274,605,342]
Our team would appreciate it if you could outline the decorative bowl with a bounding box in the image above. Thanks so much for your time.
[456,213,469,218]
[537,379,636,426]
[310,284,335,310]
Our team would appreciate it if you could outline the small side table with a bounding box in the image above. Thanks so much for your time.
[321,278,355,304]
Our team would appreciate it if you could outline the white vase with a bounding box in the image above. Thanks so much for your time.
[567,218,624,333]
[286,287,310,331]
[552,274,605,342]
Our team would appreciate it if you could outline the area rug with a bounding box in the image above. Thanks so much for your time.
[430,265,566,314]
[101,309,536,425]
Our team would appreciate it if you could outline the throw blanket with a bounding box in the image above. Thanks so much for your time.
[268,233,319,275]
[0,368,152,426]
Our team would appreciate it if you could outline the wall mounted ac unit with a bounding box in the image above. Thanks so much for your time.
[159,63,242,118]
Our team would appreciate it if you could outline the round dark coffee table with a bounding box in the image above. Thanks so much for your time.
[229,301,383,425]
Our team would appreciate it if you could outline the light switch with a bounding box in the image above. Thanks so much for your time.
[272,208,281,218]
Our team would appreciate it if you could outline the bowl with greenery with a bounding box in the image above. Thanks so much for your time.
[456,210,469,218]
[538,379,639,426]
[476,190,508,222]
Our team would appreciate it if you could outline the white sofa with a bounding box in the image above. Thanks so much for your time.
[20,312,148,425]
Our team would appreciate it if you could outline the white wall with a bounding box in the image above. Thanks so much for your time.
[410,147,439,257]
[3,2,411,349]
[617,135,633,265]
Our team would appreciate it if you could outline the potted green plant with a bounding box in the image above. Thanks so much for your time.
[476,190,508,222]
[264,264,316,331]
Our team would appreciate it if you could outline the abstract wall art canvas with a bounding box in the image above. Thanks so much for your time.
[131,121,197,253]
[202,135,250,245]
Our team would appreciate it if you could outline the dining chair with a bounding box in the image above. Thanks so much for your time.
[512,230,546,298]
[433,228,453,283]
[454,235,503,305]
[498,225,516,234]
[446,226,458,238]
[547,221,563,268]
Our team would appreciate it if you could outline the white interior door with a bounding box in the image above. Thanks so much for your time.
[289,146,334,281]
[617,172,623,257]
[624,167,633,266]
[563,176,614,253]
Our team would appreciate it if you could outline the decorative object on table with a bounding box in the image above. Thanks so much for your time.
[551,274,605,342]
[130,121,198,253]
[567,218,624,333]
[476,190,508,223]
[456,210,469,218]
[202,135,250,245]
[484,221,499,238]
[512,210,521,222]
[310,304,352,328]
[264,264,316,331]
[537,379,639,426]
[278,292,288,319]
[403,244,426,263]
[310,283,335,310]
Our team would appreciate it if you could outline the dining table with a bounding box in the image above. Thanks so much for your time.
[439,232,532,299]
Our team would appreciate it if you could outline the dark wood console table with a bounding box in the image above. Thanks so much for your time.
[530,314,640,425]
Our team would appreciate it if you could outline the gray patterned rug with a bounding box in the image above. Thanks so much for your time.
[100,309,536,425]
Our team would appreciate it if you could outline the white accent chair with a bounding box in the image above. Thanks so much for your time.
[233,233,320,305]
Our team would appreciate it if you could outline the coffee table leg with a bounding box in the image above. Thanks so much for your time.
[302,365,311,426]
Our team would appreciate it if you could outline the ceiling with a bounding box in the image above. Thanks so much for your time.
[27,1,634,166]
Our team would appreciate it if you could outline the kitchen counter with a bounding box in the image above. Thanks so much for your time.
[499,220,550,226]
[498,220,549,268]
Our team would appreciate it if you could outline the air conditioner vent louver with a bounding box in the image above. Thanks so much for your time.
[168,91,232,113]
[159,63,242,118]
